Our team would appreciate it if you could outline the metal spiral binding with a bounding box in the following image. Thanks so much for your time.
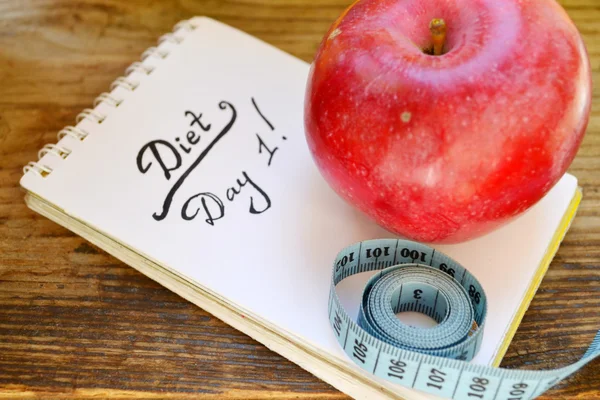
[141,47,170,61]
[23,19,199,178]
[23,162,53,177]
[93,93,123,108]
[57,126,89,141]
[38,144,72,160]
[125,62,155,77]
[76,108,106,124]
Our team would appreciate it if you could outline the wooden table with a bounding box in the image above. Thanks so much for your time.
[0,0,598,398]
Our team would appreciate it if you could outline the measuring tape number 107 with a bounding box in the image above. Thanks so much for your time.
[328,239,599,399]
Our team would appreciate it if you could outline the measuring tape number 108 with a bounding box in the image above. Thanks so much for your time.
[328,239,599,400]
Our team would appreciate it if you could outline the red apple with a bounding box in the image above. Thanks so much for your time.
[304,0,592,243]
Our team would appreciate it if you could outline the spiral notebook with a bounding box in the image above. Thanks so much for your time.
[20,17,582,399]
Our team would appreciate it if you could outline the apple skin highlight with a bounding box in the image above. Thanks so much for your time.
[304,0,592,243]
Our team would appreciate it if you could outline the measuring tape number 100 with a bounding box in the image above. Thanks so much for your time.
[328,239,599,399]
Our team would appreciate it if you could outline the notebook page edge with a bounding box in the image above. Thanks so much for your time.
[490,180,581,366]
[188,16,311,69]
[23,191,431,400]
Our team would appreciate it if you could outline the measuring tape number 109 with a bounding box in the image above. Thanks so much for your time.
[328,239,599,400]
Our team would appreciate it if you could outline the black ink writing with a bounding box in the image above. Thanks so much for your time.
[181,192,225,225]
[175,136,191,154]
[138,97,283,225]
[226,171,271,214]
[153,101,237,221]
[185,110,212,132]
[187,130,200,145]
[257,134,278,167]
[252,97,275,130]
[137,140,182,180]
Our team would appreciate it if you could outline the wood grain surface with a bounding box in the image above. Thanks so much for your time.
[0,0,599,398]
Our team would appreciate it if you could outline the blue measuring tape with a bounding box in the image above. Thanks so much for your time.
[328,239,599,399]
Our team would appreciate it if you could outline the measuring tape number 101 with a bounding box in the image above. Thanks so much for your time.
[328,239,599,400]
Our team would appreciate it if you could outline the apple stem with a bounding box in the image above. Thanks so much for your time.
[429,18,447,56]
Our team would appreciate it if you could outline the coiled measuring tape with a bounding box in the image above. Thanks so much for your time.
[328,239,599,399]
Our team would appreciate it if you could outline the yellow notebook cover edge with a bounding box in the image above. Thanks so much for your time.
[491,186,583,367]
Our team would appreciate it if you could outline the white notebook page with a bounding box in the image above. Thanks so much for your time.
[21,17,578,399]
